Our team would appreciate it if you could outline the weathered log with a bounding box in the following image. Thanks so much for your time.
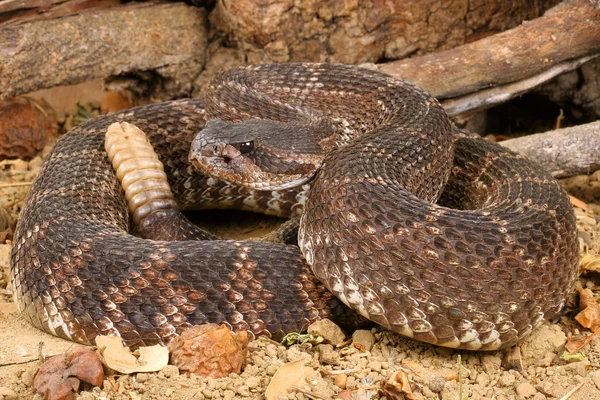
[441,53,600,115]
[0,2,208,99]
[500,121,600,178]
[378,0,600,100]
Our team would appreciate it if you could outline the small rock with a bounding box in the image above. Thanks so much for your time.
[21,364,38,387]
[245,376,261,389]
[161,365,180,378]
[481,354,502,375]
[352,330,375,352]
[164,388,174,397]
[565,360,590,377]
[515,382,537,398]
[498,373,516,387]
[368,360,382,372]
[334,374,347,389]
[532,393,546,400]
[0,387,18,400]
[520,324,566,367]
[136,373,149,383]
[315,344,337,363]
[427,376,445,393]
[307,319,345,345]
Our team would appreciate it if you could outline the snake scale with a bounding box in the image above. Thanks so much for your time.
[11,63,579,351]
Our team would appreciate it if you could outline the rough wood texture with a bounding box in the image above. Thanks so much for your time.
[377,0,600,99]
[0,2,208,99]
[209,0,560,64]
[501,121,600,178]
[441,53,600,115]
[194,0,560,95]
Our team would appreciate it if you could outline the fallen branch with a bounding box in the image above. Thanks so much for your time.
[0,2,208,99]
[378,0,600,101]
[500,121,600,178]
[442,53,600,115]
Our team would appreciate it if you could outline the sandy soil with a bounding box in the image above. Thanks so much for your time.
[3,103,600,400]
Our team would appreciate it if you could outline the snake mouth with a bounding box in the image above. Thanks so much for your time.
[190,142,314,191]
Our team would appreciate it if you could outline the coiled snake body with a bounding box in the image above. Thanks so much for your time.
[11,63,578,350]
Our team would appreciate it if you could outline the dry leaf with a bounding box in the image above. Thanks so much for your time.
[33,346,103,400]
[96,335,168,374]
[169,324,249,378]
[401,360,458,381]
[569,195,589,212]
[566,328,600,353]
[580,254,600,274]
[265,357,313,400]
[337,389,353,400]
[380,370,419,400]
[575,287,600,331]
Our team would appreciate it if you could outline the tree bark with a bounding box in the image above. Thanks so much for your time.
[377,0,600,99]
[0,2,208,99]
[500,121,600,178]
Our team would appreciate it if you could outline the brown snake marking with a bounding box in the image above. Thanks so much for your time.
[11,63,578,350]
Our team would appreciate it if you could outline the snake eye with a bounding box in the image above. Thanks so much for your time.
[238,141,254,154]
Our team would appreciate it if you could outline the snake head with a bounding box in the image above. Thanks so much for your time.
[190,119,326,191]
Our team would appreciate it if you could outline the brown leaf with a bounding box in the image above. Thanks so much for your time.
[265,357,312,400]
[401,360,458,382]
[33,346,104,400]
[96,335,168,374]
[565,328,600,353]
[169,324,249,378]
[580,254,600,274]
[575,287,600,331]
[0,97,57,161]
[569,195,589,212]
[337,389,353,400]
[100,91,133,114]
[380,371,420,400]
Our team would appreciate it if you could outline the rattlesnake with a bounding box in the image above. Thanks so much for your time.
[11,63,579,350]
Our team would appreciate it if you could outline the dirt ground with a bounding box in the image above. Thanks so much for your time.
[3,88,600,400]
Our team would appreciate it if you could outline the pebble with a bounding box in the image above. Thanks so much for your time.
[20,365,37,387]
[498,373,516,387]
[316,344,336,362]
[352,330,375,352]
[308,319,345,345]
[136,373,149,383]
[564,360,589,377]
[245,376,261,389]
[0,387,17,400]
[161,365,180,378]
[515,382,537,398]
[427,376,445,393]
[368,360,382,372]
[334,374,347,389]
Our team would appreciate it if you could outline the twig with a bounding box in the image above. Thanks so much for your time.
[500,120,600,178]
[559,380,586,400]
[457,354,464,400]
[0,358,41,367]
[294,388,328,399]
[0,182,33,188]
